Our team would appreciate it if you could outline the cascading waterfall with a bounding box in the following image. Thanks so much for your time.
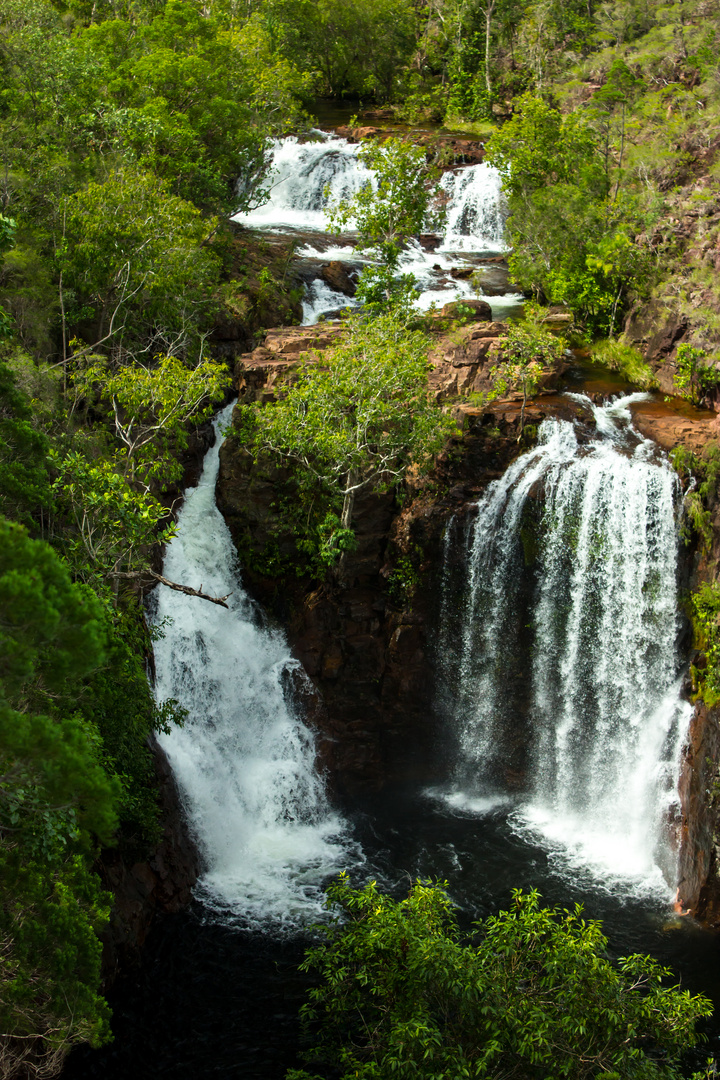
[151,402,355,928]
[437,394,692,897]
[235,133,374,233]
[235,131,506,247]
[234,131,516,323]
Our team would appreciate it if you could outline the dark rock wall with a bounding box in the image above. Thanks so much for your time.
[98,741,199,986]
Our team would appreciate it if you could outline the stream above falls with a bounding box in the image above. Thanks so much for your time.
[233,129,525,324]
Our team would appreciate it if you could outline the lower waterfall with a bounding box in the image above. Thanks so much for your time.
[437,394,692,898]
[150,402,355,929]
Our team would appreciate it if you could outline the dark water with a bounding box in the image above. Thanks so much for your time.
[64,785,720,1080]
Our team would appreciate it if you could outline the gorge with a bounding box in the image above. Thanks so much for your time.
[63,135,720,1078]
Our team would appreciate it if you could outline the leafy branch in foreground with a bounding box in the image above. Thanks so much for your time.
[327,137,445,314]
[52,353,230,601]
[289,876,712,1080]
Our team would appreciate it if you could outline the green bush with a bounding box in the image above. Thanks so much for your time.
[288,876,712,1080]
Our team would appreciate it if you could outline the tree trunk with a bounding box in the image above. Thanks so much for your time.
[340,472,357,531]
[484,0,494,96]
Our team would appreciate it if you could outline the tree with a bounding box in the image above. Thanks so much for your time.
[288,876,713,1080]
[53,353,231,599]
[485,95,649,334]
[491,317,565,434]
[239,312,454,548]
[72,351,230,490]
[0,518,120,1077]
[263,0,417,102]
[327,137,445,312]
[59,168,221,364]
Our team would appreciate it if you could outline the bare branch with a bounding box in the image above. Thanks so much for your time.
[115,570,232,607]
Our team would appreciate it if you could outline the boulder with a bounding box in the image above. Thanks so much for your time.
[320,260,357,296]
[440,298,493,321]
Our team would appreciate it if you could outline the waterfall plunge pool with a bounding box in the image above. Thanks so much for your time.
[63,387,720,1079]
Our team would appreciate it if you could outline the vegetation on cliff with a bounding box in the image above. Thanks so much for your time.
[2,0,720,1070]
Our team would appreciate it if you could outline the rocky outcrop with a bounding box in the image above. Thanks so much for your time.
[217,363,583,796]
[677,701,720,924]
[331,126,485,168]
[320,261,357,296]
[230,311,569,411]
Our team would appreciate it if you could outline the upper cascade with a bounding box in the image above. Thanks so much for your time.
[437,394,691,898]
[234,132,506,251]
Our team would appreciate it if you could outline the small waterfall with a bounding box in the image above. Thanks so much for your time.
[235,132,516,323]
[235,132,373,233]
[236,132,506,250]
[437,395,691,897]
[151,402,355,929]
[439,164,506,251]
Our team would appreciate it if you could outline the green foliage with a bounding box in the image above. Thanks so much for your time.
[674,345,720,407]
[387,547,422,607]
[0,517,120,1074]
[263,0,417,102]
[690,581,720,707]
[289,876,712,1080]
[60,169,221,358]
[486,96,650,335]
[327,138,444,312]
[0,355,51,528]
[72,351,231,489]
[238,311,454,569]
[591,339,658,389]
[670,443,720,551]
[490,318,565,432]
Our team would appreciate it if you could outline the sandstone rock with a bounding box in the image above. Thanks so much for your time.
[320,260,357,296]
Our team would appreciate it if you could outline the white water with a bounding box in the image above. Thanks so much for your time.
[151,402,356,929]
[437,395,690,899]
[234,132,520,324]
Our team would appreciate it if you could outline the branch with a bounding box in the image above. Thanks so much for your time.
[115,570,232,607]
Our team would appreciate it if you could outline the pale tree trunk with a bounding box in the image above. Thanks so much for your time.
[337,471,358,584]
[484,0,495,96]
[340,471,358,531]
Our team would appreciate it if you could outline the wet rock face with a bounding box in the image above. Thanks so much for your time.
[320,260,357,296]
[677,702,720,924]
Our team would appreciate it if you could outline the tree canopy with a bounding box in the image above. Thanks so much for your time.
[289,877,713,1080]
[238,311,454,567]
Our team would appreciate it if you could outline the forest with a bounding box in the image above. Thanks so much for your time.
[2,0,720,1074]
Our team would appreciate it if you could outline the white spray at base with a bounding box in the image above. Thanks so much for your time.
[437,395,691,899]
[151,402,355,929]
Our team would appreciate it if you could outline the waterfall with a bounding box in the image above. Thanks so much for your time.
[234,132,516,324]
[236,132,373,233]
[437,394,691,898]
[151,402,356,929]
[236,132,506,250]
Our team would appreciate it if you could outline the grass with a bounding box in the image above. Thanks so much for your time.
[591,339,658,389]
